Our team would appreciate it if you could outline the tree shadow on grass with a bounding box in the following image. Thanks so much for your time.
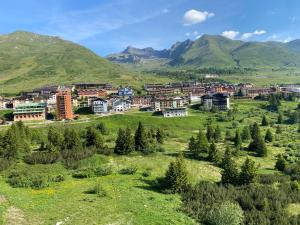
[134,177,169,194]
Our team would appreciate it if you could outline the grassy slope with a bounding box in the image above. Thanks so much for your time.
[0,31,171,95]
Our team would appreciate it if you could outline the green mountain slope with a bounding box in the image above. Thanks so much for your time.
[0,31,141,94]
[108,35,300,69]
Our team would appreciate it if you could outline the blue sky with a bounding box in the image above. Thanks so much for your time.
[1,0,300,56]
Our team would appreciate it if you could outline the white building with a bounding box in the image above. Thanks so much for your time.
[162,108,188,118]
[92,98,109,114]
[112,99,131,112]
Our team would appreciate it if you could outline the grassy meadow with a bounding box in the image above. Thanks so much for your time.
[0,99,299,224]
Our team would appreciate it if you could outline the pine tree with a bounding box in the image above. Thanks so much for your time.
[156,128,164,144]
[63,128,83,152]
[249,124,267,157]
[275,155,287,172]
[86,127,99,147]
[114,128,134,155]
[188,136,196,152]
[261,115,269,126]
[239,158,257,185]
[206,125,214,142]
[48,126,64,148]
[221,148,239,185]
[234,129,242,149]
[277,113,283,124]
[241,126,251,142]
[164,152,189,193]
[297,124,300,133]
[134,122,148,152]
[213,125,222,142]
[193,129,209,158]
[265,129,273,142]
[208,142,221,164]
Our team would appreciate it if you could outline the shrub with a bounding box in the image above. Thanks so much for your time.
[85,184,107,197]
[7,170,49,189]
[207,201,244,225]
[94,166,112,177]
[119,167,137,175]
[24,151,60,165]
[72,168,95,179]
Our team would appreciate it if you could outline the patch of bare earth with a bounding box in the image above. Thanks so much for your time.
[5,206,26,225]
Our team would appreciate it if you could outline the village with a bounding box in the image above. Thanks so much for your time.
[0,80,300,124]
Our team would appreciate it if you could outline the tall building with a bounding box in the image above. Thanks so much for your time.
[56,88,73,120]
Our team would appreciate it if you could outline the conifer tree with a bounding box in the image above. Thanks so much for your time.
[221,147,239,185]
[63,128,83,152]
[164,152,188,193]
[114,128,134,155]
[239,158,257,185]
[275,155,287,172]
[208,141,221,165]
[156,128,164,144]
[261,115,269,126]
[213,125,222,142]
[206,125,214,142]
[248,123,267,157]
[193,129,209,158]
[277,113,283,124]
[48,126,64,148]
[298,124,300,133]
[86,126,104,149]
[234,129,242,149]
[241,126,251,142]
[265,129,273,142]
[134,122,148,152]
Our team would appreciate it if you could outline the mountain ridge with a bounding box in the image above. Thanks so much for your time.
[107,35,300,69]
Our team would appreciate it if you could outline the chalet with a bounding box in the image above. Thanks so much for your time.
[162,108,188,117]
[92,98,109,114]
[202,93,230,111]
[13,102,48,121]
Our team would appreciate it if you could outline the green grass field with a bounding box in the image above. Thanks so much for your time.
[0,99,299,224]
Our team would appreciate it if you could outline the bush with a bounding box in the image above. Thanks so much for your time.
[7,170,49,189]
[207,201,244,225]
[24,151,60,165]
[72,168,95,179]
[94,166,113,176]
[119,167,137,175]
[0,158,11,171]
[85,184,107,197]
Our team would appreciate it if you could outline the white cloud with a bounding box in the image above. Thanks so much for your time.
[185,32,191,37]
[221,30,239,40]
[183,9,214,26]
[241,30,266,40]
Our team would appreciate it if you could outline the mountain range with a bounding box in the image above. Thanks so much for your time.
[107,35,300,69]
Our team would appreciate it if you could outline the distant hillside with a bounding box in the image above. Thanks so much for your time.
[0,31,156,95]
[108,35,300,69]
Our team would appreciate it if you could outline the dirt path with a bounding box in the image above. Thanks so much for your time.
[0,195,7,204]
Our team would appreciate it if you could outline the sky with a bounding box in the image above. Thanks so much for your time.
[0,0,300,56]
